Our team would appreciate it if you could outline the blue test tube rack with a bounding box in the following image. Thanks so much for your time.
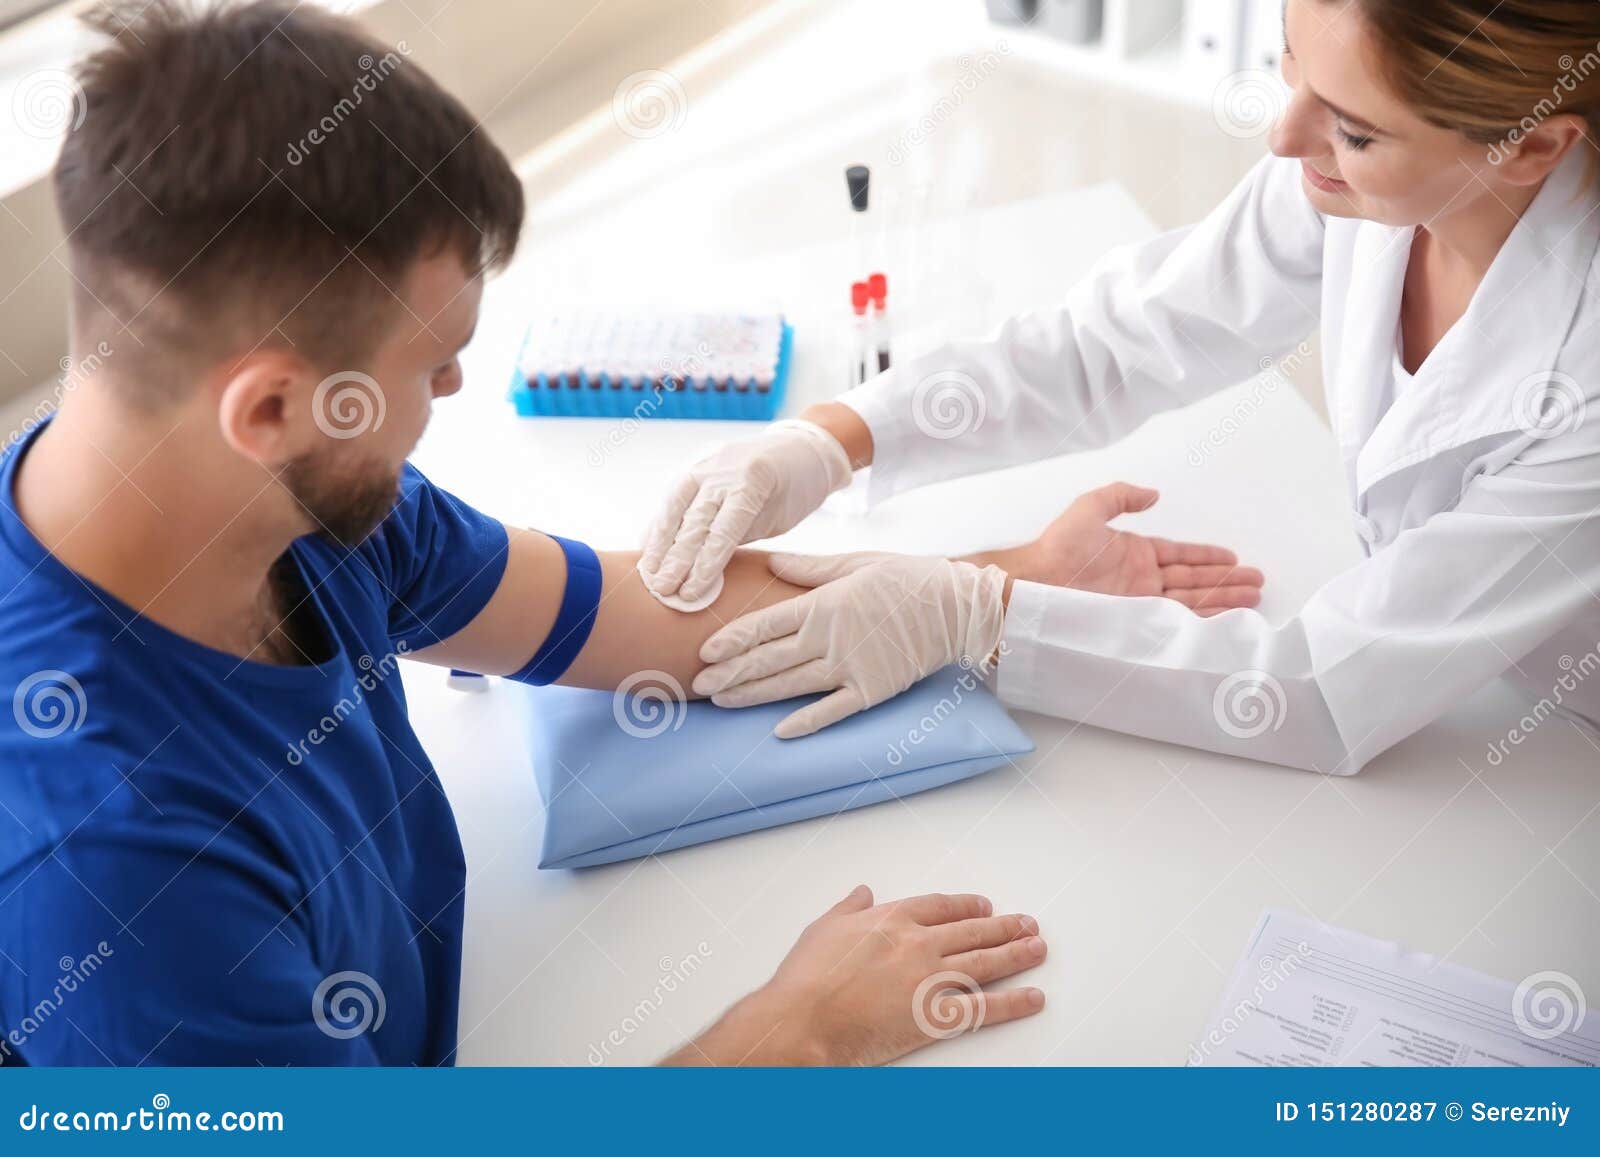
[507,321,793,422]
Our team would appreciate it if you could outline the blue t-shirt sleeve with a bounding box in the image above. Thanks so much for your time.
[360,464,510,652]
[3,839,378,1066]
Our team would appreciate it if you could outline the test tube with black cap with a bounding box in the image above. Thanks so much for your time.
[846,164,870,279]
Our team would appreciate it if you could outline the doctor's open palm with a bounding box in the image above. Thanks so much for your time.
[1028,482,1264,616]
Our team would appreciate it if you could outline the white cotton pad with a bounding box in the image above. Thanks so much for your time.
[638,562,723,613]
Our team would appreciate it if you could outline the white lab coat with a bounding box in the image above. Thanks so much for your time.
[838,149,1600,774]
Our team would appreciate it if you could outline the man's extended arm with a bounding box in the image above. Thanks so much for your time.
[406,480,1263,686]
[406,532,803,692]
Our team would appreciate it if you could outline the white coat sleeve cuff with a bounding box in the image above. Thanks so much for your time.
[991,579,1359,773]
[994,579,1053,714]
[835,372,915,508]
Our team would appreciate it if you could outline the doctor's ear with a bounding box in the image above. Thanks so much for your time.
[1489,114,1590,187]
[214,350,323,468]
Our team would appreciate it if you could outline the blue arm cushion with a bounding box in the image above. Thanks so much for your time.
[519,665,1035,869]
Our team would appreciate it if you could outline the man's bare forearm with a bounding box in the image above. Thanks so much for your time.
[659,985,824,1066]
[556,549,807,693]
[406,528,810,694]
[410,521,1030,688]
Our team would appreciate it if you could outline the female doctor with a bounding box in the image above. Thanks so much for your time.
[639,0,1600,775]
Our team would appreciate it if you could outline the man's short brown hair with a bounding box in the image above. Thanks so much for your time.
[54,0,524,400]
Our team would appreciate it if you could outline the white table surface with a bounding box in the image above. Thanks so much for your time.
[404,178,1600,1067]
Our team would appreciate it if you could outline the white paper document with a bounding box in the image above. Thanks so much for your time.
[1191,910,1599,1067]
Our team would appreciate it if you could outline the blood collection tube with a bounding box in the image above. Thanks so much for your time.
[850,280,870,387]
[868,271,890,373]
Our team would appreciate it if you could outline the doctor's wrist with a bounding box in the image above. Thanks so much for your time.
[798,401,875,470]
[960,541,1043,591]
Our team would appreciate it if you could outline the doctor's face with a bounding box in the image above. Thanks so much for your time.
[1268,0,1500,227]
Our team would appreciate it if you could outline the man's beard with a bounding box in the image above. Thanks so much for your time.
[281,447,403,548]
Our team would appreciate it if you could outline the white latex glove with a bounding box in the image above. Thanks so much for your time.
[639,421,853,605]
[692,552,1008,739]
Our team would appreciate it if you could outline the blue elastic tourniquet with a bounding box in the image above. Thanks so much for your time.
[508,535,602,686]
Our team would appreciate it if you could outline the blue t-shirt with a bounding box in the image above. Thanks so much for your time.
[0,426,581,1065]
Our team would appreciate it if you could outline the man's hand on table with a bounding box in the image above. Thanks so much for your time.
[662,885,1046,1066]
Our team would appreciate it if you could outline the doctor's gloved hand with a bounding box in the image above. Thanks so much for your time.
[639,420,854,604]
[693,552,1008,739]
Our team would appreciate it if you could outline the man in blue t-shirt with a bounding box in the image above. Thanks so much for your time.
[0,2,1248,1066]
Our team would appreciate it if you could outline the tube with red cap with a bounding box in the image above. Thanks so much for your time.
[850,279,870,387]
[867,272,890,373]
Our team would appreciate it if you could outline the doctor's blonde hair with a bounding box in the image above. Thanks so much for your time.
[1347,0,1600,169]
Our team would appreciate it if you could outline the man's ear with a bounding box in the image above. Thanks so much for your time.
[215,350,318,468]
[1494,114,1590,187]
